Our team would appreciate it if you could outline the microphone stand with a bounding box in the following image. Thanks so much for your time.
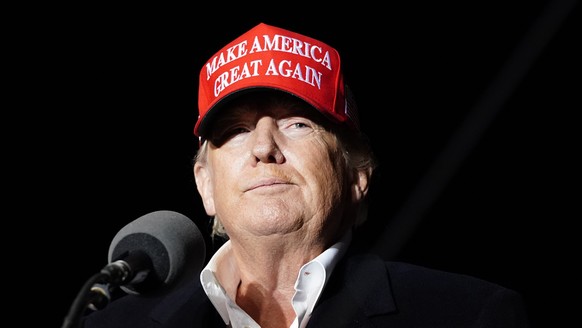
[61,271,110,328]
[61,258,141,328]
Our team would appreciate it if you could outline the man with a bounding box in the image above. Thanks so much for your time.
[81,22,530,327]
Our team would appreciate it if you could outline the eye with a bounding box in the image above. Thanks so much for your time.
[280,117,313,129]
[221,126,250,141]
[230,126,249,134]
[210,125,250,145]
[278,117,319,139]
[292,122,309,129]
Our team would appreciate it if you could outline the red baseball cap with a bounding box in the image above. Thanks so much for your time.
[194,22,360,137]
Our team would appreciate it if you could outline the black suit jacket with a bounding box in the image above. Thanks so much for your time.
[81,253,530,327]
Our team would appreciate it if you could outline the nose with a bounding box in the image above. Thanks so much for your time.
[250,118,285,164]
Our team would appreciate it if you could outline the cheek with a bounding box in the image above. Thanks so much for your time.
[207,151,246,196]
[303,151,346,200]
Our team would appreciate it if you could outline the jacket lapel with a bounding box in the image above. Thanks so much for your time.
[150,280,225,327]
[308,253,396,327]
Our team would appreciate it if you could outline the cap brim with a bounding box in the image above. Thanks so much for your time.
[197,86,306,138]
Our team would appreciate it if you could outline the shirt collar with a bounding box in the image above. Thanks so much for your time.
[200,230,352,327]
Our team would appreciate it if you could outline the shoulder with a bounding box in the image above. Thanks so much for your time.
[352,254,522,301]
[80,292,161,328]
[80,279,221,328]
[346,253,517,295]
[387,259,529,325]
[338,253,530,326]
[384,259,520,299]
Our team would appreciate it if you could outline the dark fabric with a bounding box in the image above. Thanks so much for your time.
[81,253,529,328]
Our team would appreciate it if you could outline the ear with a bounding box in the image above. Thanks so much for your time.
[194,162,216,216]
[352,167,372,202]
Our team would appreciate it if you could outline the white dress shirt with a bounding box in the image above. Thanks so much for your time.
[200,231,352,328]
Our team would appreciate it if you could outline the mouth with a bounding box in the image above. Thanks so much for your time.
[246,178,292,192]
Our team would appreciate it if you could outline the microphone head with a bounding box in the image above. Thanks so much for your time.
[108,210,206,296]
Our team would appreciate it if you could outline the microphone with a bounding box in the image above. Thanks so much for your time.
[62,210,206,328]
[104,210,207,296]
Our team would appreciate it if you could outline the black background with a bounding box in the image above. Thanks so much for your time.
[11,1,578,327]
